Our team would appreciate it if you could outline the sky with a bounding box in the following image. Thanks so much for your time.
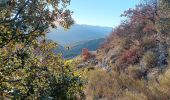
[69,0,140,27]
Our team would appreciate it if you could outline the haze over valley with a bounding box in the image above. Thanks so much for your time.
[47,24,112,46]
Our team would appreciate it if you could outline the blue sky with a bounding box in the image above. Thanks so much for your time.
[69,0,140,27]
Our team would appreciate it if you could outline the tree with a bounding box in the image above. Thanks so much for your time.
[82,48,90,61]
[0,0,74,48]
[0,0,85,99]
[121,0,169,68]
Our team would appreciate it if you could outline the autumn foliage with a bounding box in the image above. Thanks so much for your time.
[84,0,170,99]
[82,48,90,61]
[116,46,141,66]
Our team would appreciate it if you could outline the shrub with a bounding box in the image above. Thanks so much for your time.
[167,48,170,64]
[116,46,140,67]
[142,51,157,69]
[85,69,121,100]
[157,68,170,96]
[84,67,170,100]
[82,48,90,61]
[117,91,148,100]
[120,37,132,50]
[118,73,156,100]
[148,68,170,99]
[127,65,143,79]
[142,36,156,50]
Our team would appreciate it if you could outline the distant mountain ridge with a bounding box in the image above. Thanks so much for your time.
[54,38,105,59]
[47,24,112,46]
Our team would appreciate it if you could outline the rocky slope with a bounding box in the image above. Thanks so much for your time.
[74,1,170,99]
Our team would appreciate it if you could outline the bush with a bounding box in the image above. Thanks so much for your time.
[127,65,143,79]
[82,48,90,61]
[142,51,157,69]
[120,37,132,50]
[116,46,140,67]
[84,66,170,100]
[142,36,156,50]
[117,91,148,100]
[148,68,170,99]
[85,69,121,100]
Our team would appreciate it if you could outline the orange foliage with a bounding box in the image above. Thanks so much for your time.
[82,48,90,61]
[116,46,140,66]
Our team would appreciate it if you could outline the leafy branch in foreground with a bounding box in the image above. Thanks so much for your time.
[0,0,85,99]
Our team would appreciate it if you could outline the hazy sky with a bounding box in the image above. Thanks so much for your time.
[69,0,140,27]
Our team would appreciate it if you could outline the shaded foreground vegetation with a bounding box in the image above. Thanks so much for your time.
[0,0,85,99]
